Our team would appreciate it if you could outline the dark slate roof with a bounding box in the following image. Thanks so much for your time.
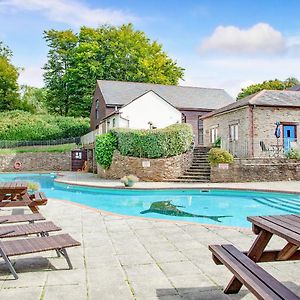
[202,90,300,119]
[97,80,233,110]
[287,84,300,91]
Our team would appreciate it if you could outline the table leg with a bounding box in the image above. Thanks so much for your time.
[276,243,299,261]
[224,230,273,294]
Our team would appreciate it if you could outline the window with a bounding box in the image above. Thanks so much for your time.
[229,124,238,141]
[181,113,186,123]
[95,99,99,120]
[112,118,116,127]
[198,118,204,145]
[210,127,218,143]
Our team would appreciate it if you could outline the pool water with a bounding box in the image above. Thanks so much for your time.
[1,173,300,228]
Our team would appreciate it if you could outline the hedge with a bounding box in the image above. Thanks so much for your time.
[111,124,193,159]
[0,110,90,140]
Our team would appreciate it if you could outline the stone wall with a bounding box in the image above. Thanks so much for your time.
[97,150,193,181]
[0,152,71,172]
[203,107,251,157]
[252,107,300,157]
[211,158,300,182]
[203,105,300,158]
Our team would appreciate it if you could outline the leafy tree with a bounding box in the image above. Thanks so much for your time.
[43,30,77,116]
[20,85,48,113]
[237,78,299,100]
[0,41,12,59]
[43,24,184,117]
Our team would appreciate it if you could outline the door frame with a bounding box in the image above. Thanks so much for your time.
[282,123,297,151]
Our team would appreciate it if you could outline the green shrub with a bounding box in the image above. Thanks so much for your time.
[112,123,193,158]
[213,137,221,148]
[286,149,300,160]
[207,147,234,165]
[0,110,89,141]
[95,132,117,169]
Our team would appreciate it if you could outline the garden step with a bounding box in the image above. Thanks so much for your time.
[178,175,210,180]
[168,179,210,183]
[184,171,211,175]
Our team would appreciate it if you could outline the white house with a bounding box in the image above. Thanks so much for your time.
[103,90,182,132]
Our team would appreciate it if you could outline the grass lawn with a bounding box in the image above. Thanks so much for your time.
[0,143,77,154]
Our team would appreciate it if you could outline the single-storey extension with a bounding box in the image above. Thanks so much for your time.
[90,80,233,145]
[201,90,300,157]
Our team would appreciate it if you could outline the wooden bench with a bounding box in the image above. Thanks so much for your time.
[30,192,48,204]
[209,244,300,300]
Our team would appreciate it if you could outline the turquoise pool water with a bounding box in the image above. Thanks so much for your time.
[1,173,300,228]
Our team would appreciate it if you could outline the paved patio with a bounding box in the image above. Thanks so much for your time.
[0,176,300,299]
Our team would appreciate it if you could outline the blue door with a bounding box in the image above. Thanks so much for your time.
[283,125,296,152]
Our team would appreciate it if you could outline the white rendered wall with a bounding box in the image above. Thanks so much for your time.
[118,91,181,129]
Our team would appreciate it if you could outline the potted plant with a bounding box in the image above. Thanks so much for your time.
[120,175,139,187]
[26,181,40,193]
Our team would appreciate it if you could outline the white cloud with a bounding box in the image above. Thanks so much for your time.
[177,53,300,98]
[0,0,137,27]
[18,65,44,87]
[199,23,286,54]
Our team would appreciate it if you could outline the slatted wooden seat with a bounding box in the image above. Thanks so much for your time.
[0,221,61,238]
[0,182,48,213]
[30,192,48,204]
[0,213,45,224]
[209,244,300,300]
[0,234,81,279]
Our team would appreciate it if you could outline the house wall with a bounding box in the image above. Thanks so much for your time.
[203,107,251,157]
[118,91,182,129]
[179,109,211,145]
[90,84,105,129]
[252,106,300,157]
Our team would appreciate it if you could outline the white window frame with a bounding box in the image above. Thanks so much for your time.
[210,126,219,143]
[229,124,239,142]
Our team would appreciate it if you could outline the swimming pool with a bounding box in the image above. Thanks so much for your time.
[1,173,300,228]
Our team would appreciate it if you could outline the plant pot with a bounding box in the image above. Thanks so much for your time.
[124,181,134,187]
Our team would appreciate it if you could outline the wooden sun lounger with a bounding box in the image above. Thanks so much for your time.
[0,213,45,224]
[0,221,61,238]
[209,244,300,300]
[0,234,81,279]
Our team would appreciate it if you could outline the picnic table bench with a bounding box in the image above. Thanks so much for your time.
[209,214,300,300]
[0,182,47,213]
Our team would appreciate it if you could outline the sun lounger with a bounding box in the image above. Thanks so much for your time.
[0,213,45,224]
[0,234,81,279]
[0,221,61,238]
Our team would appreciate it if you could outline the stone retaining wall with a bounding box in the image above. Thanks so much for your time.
[211,158,300,182]
[97,150,193,181]
[0,152,71,172]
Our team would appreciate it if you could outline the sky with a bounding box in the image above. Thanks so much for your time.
[1,0,300,97]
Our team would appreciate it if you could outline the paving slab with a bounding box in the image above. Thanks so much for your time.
[0,180,299,299]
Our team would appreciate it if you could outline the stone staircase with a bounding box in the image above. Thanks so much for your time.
[176,147,211,182]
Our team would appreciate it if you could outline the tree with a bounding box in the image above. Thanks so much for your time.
[43,30,77,116]
[237,78,299,100]
[0,41,12,60]
[43,24,184,117]
[0,41,20,111]
[19,85,48,113]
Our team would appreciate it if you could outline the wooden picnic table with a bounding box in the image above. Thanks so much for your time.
[224,214,300,294]
[0,182,47,213]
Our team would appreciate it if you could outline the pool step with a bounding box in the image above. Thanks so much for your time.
[253,197,300,214]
